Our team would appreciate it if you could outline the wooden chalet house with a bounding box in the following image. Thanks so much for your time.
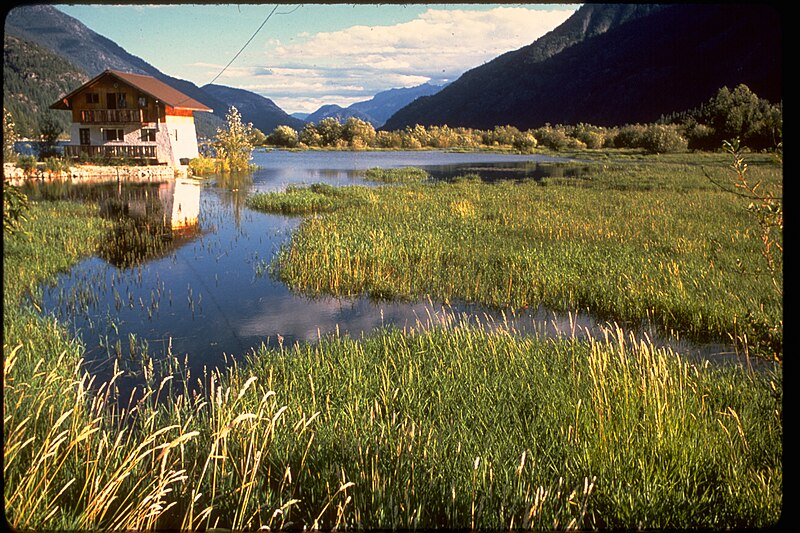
[50,69,212,166]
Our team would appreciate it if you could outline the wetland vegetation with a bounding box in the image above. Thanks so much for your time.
[3,141,782,529]
[252,151,782,359]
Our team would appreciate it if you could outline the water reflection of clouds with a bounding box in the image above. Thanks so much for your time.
[236,295,611,347]
[236,295,442,342]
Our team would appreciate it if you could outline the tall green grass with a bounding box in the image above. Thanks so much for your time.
[246,182,374,215]
[253,155,782,359]
[4,174,782,530]
[362,166,430,183]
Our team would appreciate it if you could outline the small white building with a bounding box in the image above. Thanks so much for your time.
[50,69,212,166]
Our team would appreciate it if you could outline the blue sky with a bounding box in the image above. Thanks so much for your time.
[55,3,579,114]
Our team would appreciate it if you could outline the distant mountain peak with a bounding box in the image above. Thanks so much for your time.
[306,82,446,128]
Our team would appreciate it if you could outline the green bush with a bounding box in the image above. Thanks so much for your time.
[683,122,717,151]
[571,124,607,149]
[267,125,299,148]
[3,184,29,234]
[15,154,38,174]
[533,125,571,151]
[43,156,70,174]
[611,124,647,149]
[512,132,538,153]
[641,124,688,154]
[188,155,218,176]
[4,107,19,161]
[342,118,376,149]
[298,123,323,147]
[214,106,255,172]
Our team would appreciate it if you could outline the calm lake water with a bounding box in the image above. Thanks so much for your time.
[25,149,759,395]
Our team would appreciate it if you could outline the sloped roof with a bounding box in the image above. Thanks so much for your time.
[50,69,212,112]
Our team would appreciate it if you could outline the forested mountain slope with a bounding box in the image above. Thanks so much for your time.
[383,4,782,130]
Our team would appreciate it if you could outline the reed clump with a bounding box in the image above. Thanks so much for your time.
[362,166,430,183]
[246,183,373,215]
[5,299,783,529]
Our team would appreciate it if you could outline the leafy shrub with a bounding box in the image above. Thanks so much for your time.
[571,124,607,149]
[611,124,648,149]
[298,123,323,147]
[375,130,403,149]
[533,125,570,151]
[640,124,688,154]
[267,125,299,148]
[214,106,255,172]
[683,122,717,151]
[512,132,538,153]
[700,84,782,150]
[15,154,37,175]
[3,184,29,234]
[188,155,218,176]
[43,156,70,174]
[342,118,376,149]
[482,125,522,147]
[316,118,344,146]
[4,107,19,161]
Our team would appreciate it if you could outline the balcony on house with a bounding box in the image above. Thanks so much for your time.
[63,144,158,162]
[79,109,156,124]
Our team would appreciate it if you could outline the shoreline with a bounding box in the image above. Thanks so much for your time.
[3,161,188,185]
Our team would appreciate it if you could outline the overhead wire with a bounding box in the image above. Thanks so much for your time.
[206,4,280,87]
[175,4,298,107]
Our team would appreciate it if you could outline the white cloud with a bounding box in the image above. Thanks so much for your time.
[217,5,577,113]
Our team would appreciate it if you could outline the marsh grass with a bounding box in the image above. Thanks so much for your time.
[4,162,782,530]
[362,166,430,183]
[246,182,375,216]
[254,155,782,359]
[5,301,783,529]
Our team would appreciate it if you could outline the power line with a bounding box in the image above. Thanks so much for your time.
[206,4,280,87]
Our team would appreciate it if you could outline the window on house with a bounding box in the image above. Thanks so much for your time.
[141,128,156,142]
[117,93,128,109]
[103,128,124,141]
[85,93,99,104]
[138,96,147,108]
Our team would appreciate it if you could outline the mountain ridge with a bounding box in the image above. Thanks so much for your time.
[383,3,782,131]
[4,4,447,138]
[4,4,309,138]
[303,83,445,128]
[201,83,306,133]
[5,3,782,140]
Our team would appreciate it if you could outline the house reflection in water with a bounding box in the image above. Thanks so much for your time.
[19,174,203,268]
[159,178,201,232]
[98,178,202,268]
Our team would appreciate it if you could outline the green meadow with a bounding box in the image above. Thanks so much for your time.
[3,150,782,530]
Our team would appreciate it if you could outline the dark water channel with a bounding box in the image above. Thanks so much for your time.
[25,150,763,397]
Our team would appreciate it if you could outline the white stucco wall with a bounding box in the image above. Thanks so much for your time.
[68,115,200,166]
[164,115,201,165]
